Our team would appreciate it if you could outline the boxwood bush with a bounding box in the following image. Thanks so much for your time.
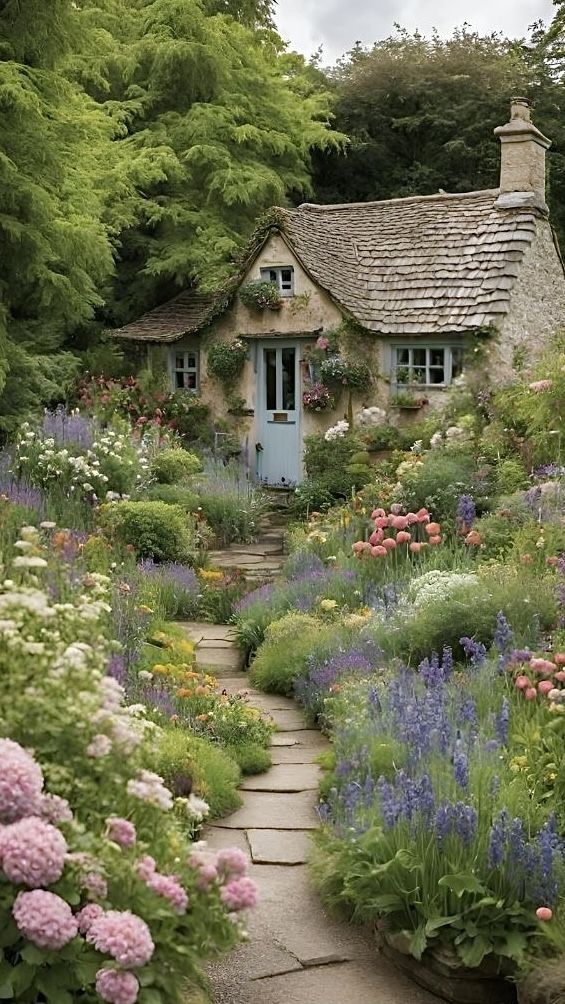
[98,500,197,562]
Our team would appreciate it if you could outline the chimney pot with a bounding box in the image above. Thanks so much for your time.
[494,97,551,204]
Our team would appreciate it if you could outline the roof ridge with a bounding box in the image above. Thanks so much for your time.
[288,188,501,213]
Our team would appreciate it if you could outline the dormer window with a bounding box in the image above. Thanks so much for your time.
[260,266,294,297]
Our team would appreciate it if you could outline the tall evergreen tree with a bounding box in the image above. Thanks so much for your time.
[0,0,116,433]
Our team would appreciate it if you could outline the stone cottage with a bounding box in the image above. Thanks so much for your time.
[113,98,565,485]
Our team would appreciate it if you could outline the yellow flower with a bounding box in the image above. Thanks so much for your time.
[199,569,224,582]
[137,604,154,614]
[319,598,338,612]
[509,755,529,773]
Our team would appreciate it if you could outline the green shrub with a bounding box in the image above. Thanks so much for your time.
[144,483,199,510]
[239,280,282,311]
[379,569,557,664]
[227,743,272,775]
[196,468,267,545]
[249,613,337,695]
[152,727,242,818]
[98,500,196,562]
[494,458,528,495]
[398,448,487,524]
[206,339,247,385]
[151,447,202,483]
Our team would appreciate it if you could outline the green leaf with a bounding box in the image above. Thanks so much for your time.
[394,849,421,872]
[438,874,486,898]
[368,894,404,913]
[410,926,428,960]
[457,935,493,969]
[20,945,48,965]
[139,989,164,1004]
[425,915,462,934]
[495,930,528,961]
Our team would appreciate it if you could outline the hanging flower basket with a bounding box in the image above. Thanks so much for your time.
[302,382,335,413]
[239,281,282,312]
[206,339,247,386]
[319,355,372,392]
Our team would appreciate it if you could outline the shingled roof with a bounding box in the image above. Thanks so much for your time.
[111,291,225,343]
[112,187,546,342]
[279,188,542,335]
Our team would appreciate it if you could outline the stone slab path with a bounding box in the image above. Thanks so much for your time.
[182,522,441,1004]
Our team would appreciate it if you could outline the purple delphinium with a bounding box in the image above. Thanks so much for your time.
[434,800,477,848]
[295,639,382,716]
[457,494,476,529]
[108,653,127,686]
[284,550,325,580]
[488,810,508,868]
[141,685,177,719]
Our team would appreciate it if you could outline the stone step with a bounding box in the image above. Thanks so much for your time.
[240,763,321,793]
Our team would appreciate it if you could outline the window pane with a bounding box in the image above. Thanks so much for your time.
[280,268,293,292]
[430,348,445,367]
[281,348,296,409]
[413,348,426,367]
[187,353,197,369]
[396,366,410,384]
[396,348,409,366]
[175,372,184,389]
[429,367,445,384]
[265,349,277,409]
[412,367,426,384]
[452,348,464,379]
[175,355,184,370]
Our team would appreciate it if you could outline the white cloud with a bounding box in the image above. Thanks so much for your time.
[275,0,556,63]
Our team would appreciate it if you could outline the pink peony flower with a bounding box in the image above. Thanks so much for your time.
[525,688,538,701]
[220,877,258,912]
[351,541,365,554]
[382,537,396,550]
[39,793,73,825]
[0,739,43,823]
[554,653,565,667]
[107,818,136,848]
[409,542,423,553]
[216,847,248,879]
[374,516,389,529]
[76,903,104,933]
[538,680,554,696]
[371,508,386,519]
[13,890,78,949]
[396,531,411,544]
[96,969,139,1004]
[87,910,154,968]
[555,671,565,683]
[1,816,67,887]
[406,512,418,525]
[369,529,384,546]
[370,545,388,558]
[536,907,553,921]
[428,535,442,545]
[425,522,441,536]
[146,872,188,914]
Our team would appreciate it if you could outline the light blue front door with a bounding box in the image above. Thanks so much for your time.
[256,342,302,486]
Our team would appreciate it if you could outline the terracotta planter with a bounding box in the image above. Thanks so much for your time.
[378,931,517,1004]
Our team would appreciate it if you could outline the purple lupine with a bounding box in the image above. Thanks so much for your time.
[284,551,325,580]
[453,747,469,788]
[460,637,487,667]
[493,612,513,653]
[488,810,508,868]
[494,697,510,746]
[434,802,452,847]
[377,777,400,829]
[453,803,477,846]
[108,653,127,686]
[457,494,476,529]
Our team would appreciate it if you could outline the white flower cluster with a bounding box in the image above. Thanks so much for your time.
[355,406,386,427]
[407,569,479,608]
[430,425,472,450]
[324,420,350,442]
[14,423,150,502]
[127,770,174,811]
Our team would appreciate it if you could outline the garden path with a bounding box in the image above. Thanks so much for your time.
[182,518,440,1004]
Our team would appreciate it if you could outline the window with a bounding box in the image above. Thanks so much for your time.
[392,345,464,387]
[260,266,294,297]
[171,349,199,392]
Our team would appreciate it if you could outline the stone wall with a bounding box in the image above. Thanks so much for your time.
[494,219,565,373]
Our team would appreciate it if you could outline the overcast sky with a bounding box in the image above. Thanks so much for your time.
[275,0,557,64]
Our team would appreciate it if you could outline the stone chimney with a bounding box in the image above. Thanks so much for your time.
[494,98,551,209]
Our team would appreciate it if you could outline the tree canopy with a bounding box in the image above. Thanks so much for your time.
[310,24,565,246]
